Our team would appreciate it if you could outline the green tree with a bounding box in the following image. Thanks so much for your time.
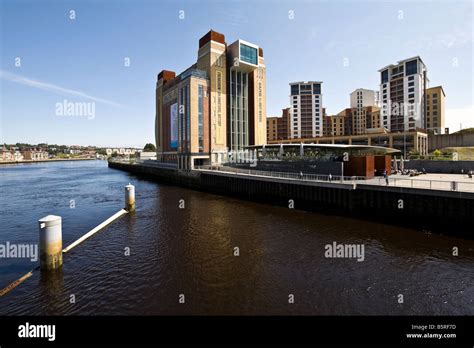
[143,143,156,152]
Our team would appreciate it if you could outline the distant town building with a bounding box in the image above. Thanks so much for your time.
[425,86,446,135]
[21,149,49,160]
[379,56,428,132]
[82,149,97,158]
[1,145,24,161]
[289,81,323,139]
[106,148,137,156]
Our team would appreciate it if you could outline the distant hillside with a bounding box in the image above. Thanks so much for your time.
[453,128,474,135]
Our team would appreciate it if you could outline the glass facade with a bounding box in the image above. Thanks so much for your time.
[240,44,258,65]
[179,88,184,152]
[381,69,389,84]
[405,60,418,76]
[312,83,321,94]
[178,85,190,152]
[198,85,204,152]
[291,84,299,96]
[229,70,249,150]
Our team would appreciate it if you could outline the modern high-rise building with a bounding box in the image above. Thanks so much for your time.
[155,30,267,169]
[425,86,446,135]
[378,56,428,132]
[289,81,323,139]
[350,88,380,135]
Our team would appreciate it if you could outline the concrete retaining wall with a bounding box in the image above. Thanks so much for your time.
[429,133,474,151]
[199,171,474,237]
[108,161,201,188]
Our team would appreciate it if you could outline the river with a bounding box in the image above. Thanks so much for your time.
[0,160,473,315]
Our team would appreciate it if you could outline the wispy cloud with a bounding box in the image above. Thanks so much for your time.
[0,70,123,108]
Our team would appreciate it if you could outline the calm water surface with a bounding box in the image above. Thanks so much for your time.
[0,160,473,315]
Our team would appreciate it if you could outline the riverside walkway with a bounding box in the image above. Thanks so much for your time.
[194,165,474,193]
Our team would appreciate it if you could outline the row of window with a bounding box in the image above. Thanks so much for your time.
[291,84,322,96]
[197,85,204,152]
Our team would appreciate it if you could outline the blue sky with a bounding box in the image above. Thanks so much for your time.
[1,0,472,147]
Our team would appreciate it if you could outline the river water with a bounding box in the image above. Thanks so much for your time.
[0,160,473,315]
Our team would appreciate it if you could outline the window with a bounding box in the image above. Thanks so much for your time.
[240,44,258,65]
[291,85,299,96]
[313,84,321,94]
[405,59,418,76]
[408,82,414,87]
[198,85,204,152]
[408,75,415,81]
[408,93,414,99]
[381,70,389,84]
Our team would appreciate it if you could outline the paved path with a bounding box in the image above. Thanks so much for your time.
[363,173,474,192]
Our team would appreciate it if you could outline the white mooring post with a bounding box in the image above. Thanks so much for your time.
[38,215,63,270]
[125,183,135,212]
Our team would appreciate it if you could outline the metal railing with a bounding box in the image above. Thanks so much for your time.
[362,176,474,192]
[194,165,365,183]
[195,165,474,193]
[108,157,177,168]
